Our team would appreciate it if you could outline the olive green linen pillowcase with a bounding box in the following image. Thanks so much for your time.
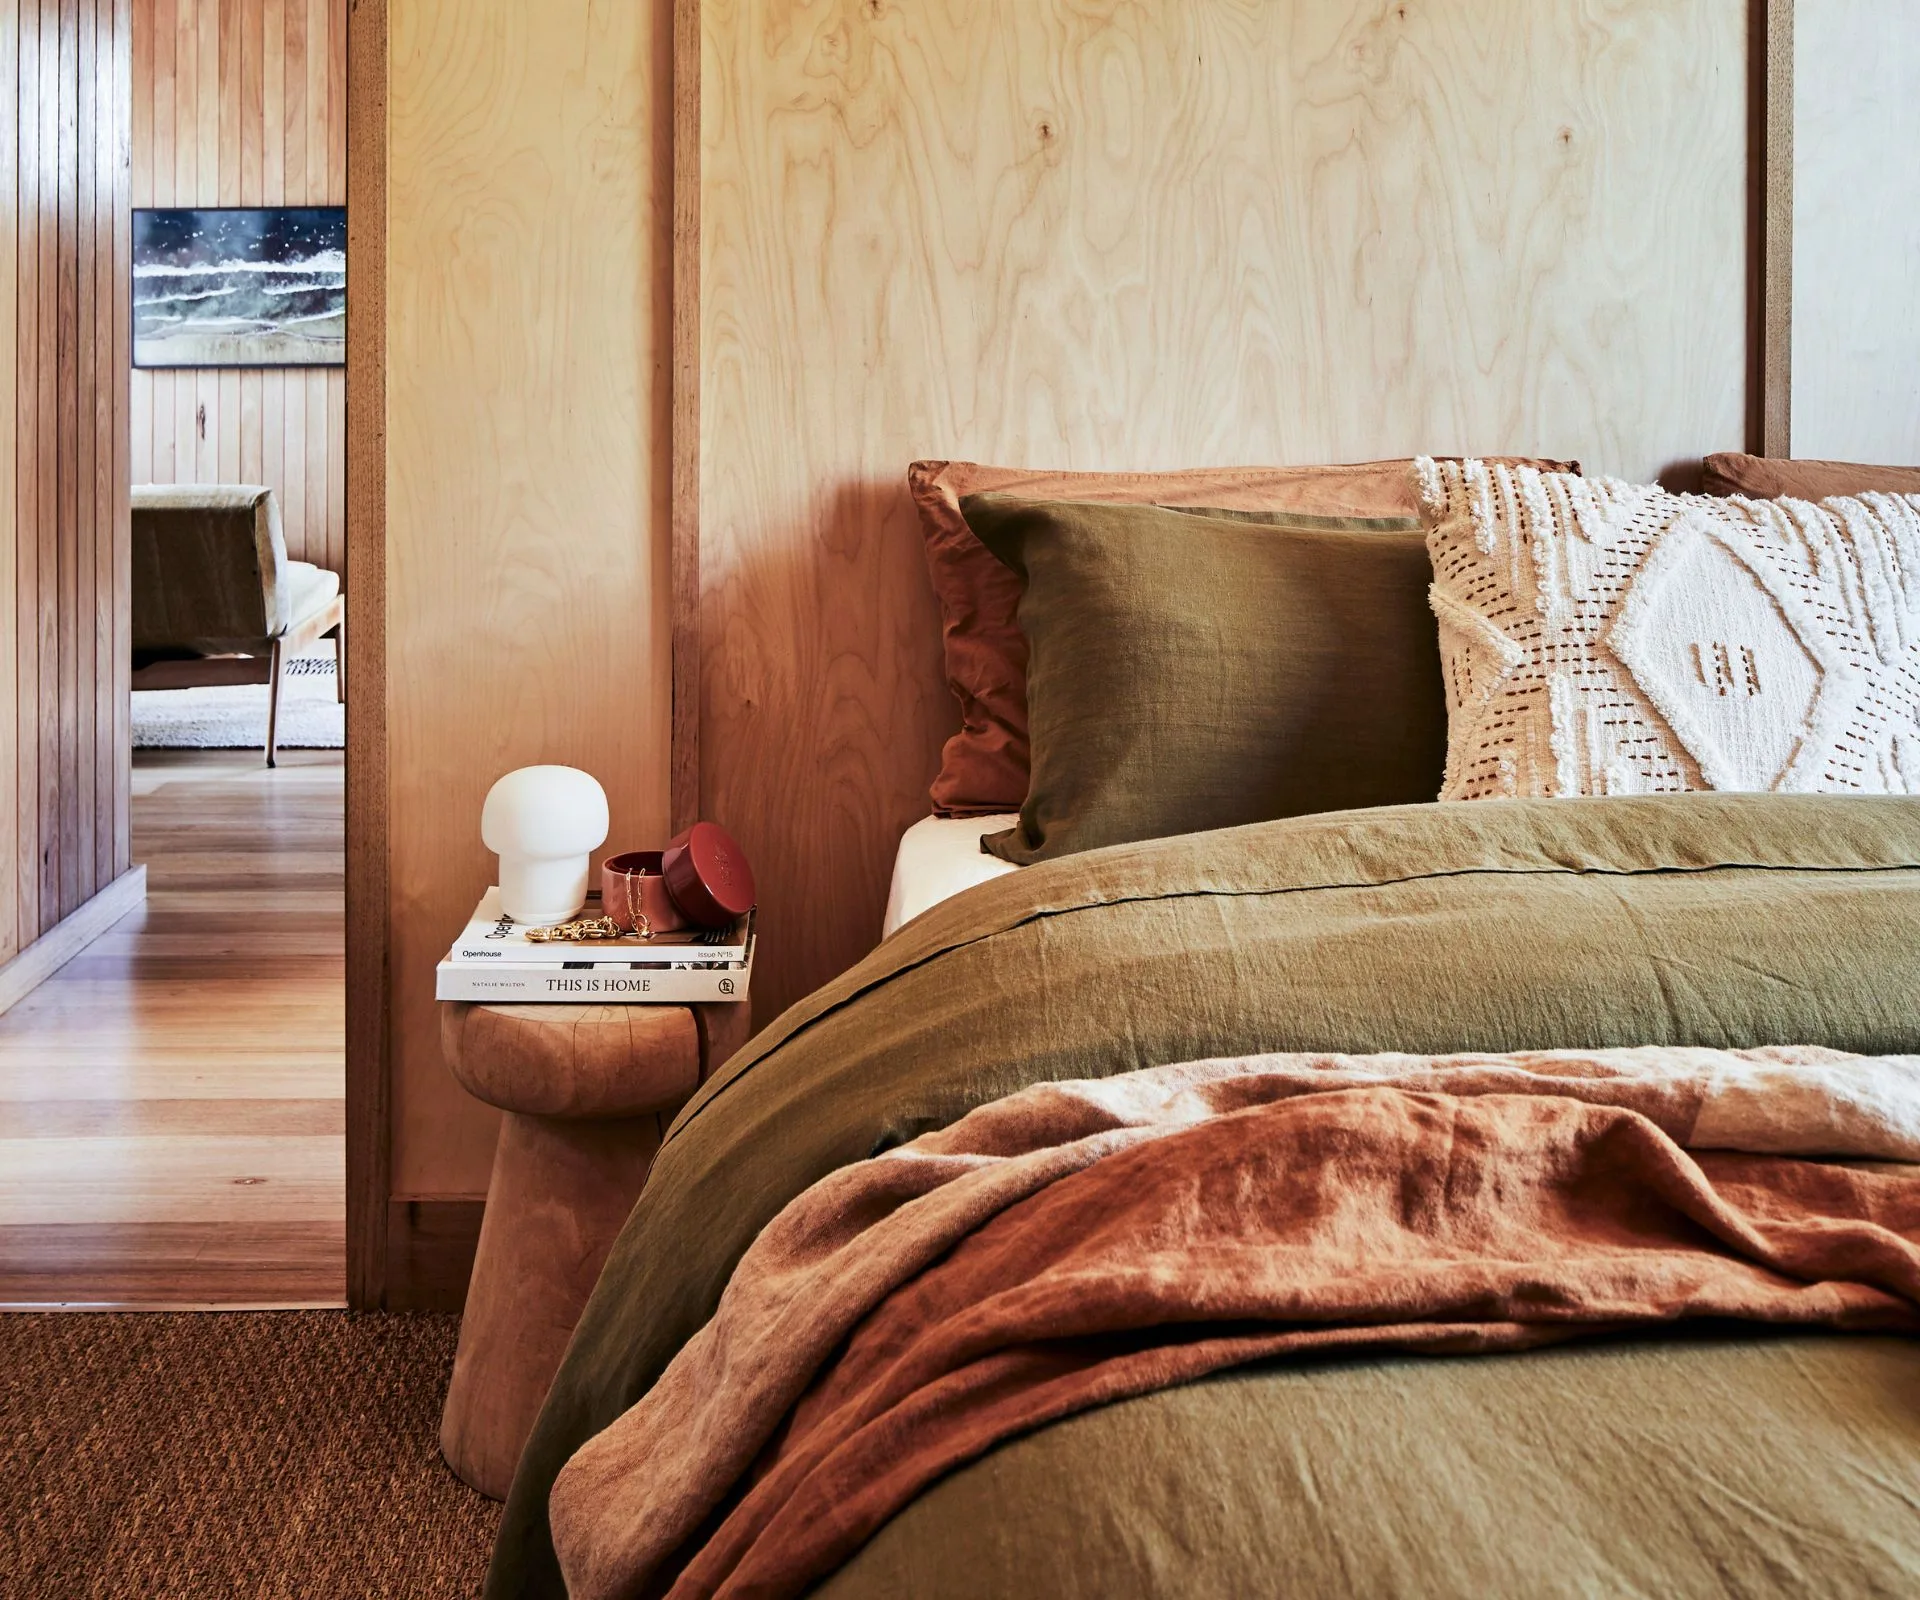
[961,494,1446,866]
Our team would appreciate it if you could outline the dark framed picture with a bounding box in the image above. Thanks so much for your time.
[133,206,346,369]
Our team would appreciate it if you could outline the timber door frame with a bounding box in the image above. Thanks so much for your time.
[345,0,388,1309]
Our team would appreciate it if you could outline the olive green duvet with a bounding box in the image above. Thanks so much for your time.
[486,794,1920,1599]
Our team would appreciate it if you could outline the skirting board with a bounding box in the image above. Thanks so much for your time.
[386,1196,486,1311]
[0,866,148,1017]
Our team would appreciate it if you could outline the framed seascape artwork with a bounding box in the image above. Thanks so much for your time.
[133,207,346,368]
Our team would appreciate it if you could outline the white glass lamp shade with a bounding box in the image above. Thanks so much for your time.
[480,766,611,925]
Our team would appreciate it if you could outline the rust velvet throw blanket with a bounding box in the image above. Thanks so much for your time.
[550,1049,1920,1600]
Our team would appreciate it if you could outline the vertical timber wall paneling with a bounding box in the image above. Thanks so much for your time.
[697,0,1752,1022]
[1792,0,1920,464]
[387,0,673,1198]
[130,0,348,573]
[2,0,132,959]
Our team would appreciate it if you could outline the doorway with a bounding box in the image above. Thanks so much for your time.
[0,0,351,1309]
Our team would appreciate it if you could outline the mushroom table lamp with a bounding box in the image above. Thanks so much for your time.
[481,766,610,925]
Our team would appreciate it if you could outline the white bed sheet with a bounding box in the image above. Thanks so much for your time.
[881,813,1021,939]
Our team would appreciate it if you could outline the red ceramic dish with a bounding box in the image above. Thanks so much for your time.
[662,822,756,928]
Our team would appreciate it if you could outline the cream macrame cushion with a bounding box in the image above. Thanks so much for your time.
[1418,457,1920,799]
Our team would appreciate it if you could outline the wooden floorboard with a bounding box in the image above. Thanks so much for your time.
[0,1219,345,1306]
[0,749,345,1307]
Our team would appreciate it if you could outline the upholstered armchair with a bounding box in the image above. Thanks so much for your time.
[130,484,345,767]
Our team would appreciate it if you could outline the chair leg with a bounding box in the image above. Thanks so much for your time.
[331,617,346,704]
[266,640,285,768]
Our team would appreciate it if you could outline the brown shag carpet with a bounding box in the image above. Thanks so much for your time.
[0,1311,500,1598]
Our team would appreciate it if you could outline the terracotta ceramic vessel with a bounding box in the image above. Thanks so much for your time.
[600,851,687,934]
[661,821,757,928]
[601,822,756,935]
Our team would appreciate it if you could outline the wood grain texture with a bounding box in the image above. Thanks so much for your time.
[0,0,130,966]
[695,0,1751,1022]
[17,0,41,952]
[669,0,700,834]
[0,3,19,965]
[46,0,74,927]
[2,1132,340,1223]
[344,0,387,1307]
[0,1219,344,1305]
[0,749,344,1307]
[385,0,674,1196]
[129,0,347,570]
[1791,0,1920,463]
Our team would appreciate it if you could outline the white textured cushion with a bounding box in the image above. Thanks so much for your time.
[1419,457,1920,799]
[283,560,341,629]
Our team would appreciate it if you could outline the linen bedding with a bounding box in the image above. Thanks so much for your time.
[485,792,1920,1600]
[555,1046,1920,1600]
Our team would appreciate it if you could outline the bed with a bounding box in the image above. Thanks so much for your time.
[484,460,1920,1598]
[488,791,1920,1598]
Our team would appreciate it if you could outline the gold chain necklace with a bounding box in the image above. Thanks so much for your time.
[523,874,655,943]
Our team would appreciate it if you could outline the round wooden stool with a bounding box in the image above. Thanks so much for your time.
[437,1001,740,1500]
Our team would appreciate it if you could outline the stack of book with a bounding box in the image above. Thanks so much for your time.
[435,888,753,1003]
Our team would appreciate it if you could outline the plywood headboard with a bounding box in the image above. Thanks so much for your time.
[677,0,1758,1023]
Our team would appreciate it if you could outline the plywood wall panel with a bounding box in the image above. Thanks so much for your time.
[1792,0,1920,463]
[386,0,674,1193]
[130,0,347,571]
[699,0,1751,1022]
[3,0,131,951]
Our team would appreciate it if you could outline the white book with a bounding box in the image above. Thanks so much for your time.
[445,887,752,966]
[435,935,753,1004]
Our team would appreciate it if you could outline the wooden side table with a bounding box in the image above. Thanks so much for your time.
[437,999,751,1499]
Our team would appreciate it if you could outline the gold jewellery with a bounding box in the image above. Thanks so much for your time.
[618,870,655,939]
[524,874,655,944]
[524,915,624,943]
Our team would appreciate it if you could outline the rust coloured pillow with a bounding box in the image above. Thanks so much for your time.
[911,457,1578,816]
[1701,453,1920,500]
